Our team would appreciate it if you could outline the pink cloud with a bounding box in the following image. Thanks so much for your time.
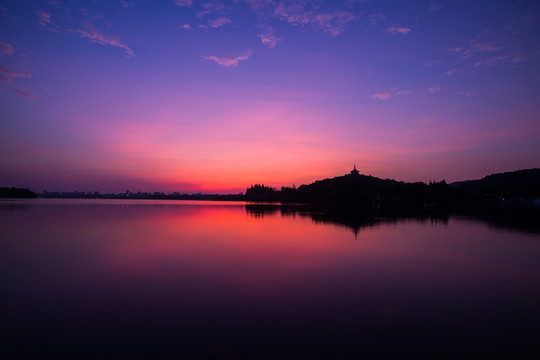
[470,42,505,53]
[209,17,232,28]
[197,10,211,18]
[430,3,442,12]
[201,49,253,67]
[372,92,391,100]
[36,10,52,27]
[395,90,412,96]
[202,2,229,13]
[444,68,458,76]
[0,65,32,83]
[180,24,192,29]
[373,88,412,99]
[428,85,440,93]
[0,41,14,54]
[71,21,135,57]
[312,10,357,36]
[257,28,284,48]
[120,1,134,9]
[510,53,537,64]
[247,0,356,36]
[11,88,37,99]
[386,26,411,35]
[174,0,192,7]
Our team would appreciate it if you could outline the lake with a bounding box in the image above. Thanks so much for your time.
[2,199,540,358]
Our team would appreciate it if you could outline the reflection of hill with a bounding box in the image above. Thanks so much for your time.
[246,203,450,237]
[246,202,540,236]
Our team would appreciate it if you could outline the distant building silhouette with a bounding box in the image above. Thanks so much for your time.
[350,164,360,176]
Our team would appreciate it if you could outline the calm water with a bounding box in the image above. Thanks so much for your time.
[2,199,540,358]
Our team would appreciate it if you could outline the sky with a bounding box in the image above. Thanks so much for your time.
[1,0,540,193]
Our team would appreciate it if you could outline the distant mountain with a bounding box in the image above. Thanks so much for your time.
[450,168,540,198]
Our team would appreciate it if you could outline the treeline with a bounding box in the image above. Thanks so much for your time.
[38,190,244,201]
[0,187,37,198]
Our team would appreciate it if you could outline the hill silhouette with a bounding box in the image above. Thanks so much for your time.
[246,167,451,204]
[450,168,540,199]
[246,167,540,204]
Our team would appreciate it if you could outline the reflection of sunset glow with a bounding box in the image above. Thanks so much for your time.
[6,201,524,303]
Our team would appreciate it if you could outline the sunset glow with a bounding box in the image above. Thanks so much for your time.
[1,1,539,192]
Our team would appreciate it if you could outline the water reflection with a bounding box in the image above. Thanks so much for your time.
[246,203,451,238]
[246,202,540,236]
[1,199,540,358]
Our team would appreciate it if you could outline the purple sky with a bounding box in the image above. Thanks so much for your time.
[1,0,539,193]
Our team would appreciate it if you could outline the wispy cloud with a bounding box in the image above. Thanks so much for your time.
[120,1,134,9]
[0,65,32,83]
[208,17,232,28]
[246,0,357,36]
[180,23,192,30]
[430,3,442,12]
[197,10,211,18]
[386,25,411,35]
[0,41,14,54]
[174,0,192,7]
[372,87,412,100]
[202,2,229,13]
[372,92,391,100]
[11,88,37,99]
[36,10,52,27]
[201,49,253,67]
[423,60,439,67]
[444,27,538,76]
[444,68,459,76]
[428,85,440,93]
[311,10,357,36]
[456,90,472,96]
[48,1,61,8]
[448,41,505,59]
[395,90,412,96]
[257,27,284,48]
[71,20,135,57]
[369,12,386,26]
[472,53,538,67]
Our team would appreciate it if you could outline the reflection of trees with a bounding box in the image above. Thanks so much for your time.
[245,204,281,218]
[246,203,451,237]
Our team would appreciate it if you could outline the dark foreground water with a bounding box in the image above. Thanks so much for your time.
[2,199,540,359]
